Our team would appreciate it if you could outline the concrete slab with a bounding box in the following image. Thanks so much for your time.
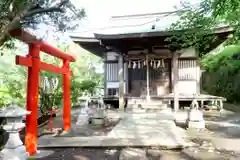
[188,121,205,129]
[38,136,103,147]
[106,111,175,120]
[38,136,187,149]
[38,112,189,149]
[107,113,187,146]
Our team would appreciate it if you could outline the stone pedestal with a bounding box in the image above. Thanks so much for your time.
[91,117,105,126]
[188,109,205,129]
[76,107,89,125]
[90,107,106,127]
[0,103,30,160]
[188,121,205,129]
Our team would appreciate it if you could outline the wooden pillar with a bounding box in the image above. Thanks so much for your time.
[118,54,124,111]
[219,100,223,110]
[25,44,40,156]
[124,59,128,95]
[103,53,107,96]
[201,100,204,109]
[195,49,201,94]
[63,60,71,131]
[172,52,179,111]
[196,60,201,94]
[146,54,150,101]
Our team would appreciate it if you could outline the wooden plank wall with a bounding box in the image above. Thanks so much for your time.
[104,58,200,96]
[178,59,200,94]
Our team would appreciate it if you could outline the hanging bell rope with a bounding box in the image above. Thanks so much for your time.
[161,59,165,68]
[153,60,156,69]
[157,60,161,68]
[127,57,166,69]
[133,61,137,69]
[138,61,141,69]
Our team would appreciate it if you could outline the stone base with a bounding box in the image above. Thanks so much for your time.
[1,145,28,160]
[188,120,205,129]
[125,107,173,114]
[119,148,148,160]
[91,117,105,126]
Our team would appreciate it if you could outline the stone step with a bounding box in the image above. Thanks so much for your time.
[125,108,173,114]
[128,101,165,105]
[128,100,165,105]
[128,103,169,109]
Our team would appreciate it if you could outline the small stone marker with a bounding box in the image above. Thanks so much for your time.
[89,103,106,126]
[188,99,205,129]
[0,103,30,160]
[76,107,89,125]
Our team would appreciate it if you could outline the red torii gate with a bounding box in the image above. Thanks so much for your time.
[10,29,76,156]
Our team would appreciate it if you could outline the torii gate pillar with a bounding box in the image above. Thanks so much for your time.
[25,44,40,155]
[63,59,71,131]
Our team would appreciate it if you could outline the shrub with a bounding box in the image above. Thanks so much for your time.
[202,45,240,102]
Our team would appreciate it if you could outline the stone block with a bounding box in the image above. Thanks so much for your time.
[119,148,148,160]
[91,117,105,126]
[188,120,205,129]
[174,111,188,122]
[189,110,204,121]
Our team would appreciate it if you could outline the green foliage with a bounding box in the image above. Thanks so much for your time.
[0,42,103,112]
[70,79,98,104]
[0,90,11,107]
[211,0,240,43]
[79,80,98,94]
[167,0,240,56]
[0,0,85,49]
[202,45,240,71]
[166,0,220,55]
[202,45,240,102]
[169,0,240,52]
[0,44,27,107]
[38,45,103,110]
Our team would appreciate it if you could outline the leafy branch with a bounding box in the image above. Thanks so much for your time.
[0,0,86,49]
[166,0,224,56]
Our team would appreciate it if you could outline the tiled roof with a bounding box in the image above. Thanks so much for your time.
[69,11,181,38]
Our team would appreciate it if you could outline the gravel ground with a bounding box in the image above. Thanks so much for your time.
[34,146,240,160]
[34,148,121,160]
[54,118,120,137]
[28,108,240,160]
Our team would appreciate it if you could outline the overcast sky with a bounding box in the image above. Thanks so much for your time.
[70,0,193,31]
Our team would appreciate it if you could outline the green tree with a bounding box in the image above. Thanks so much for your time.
[38,44,103,110]
[0,0,85,50]
[166,0,240,102]
[166,0,238,55]
[0,42,103,110]
[201,45,240,102]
